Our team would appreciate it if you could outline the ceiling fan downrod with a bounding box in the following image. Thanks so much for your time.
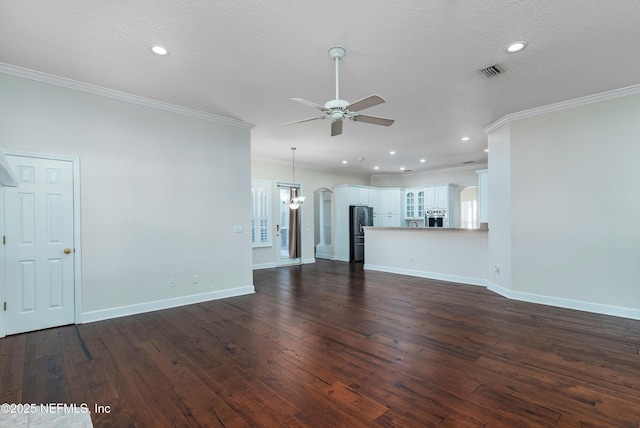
[329,47,345,101]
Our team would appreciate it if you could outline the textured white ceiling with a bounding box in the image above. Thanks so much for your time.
[1,1,639,175]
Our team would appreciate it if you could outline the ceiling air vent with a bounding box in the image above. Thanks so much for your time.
[480,64,503,78]
[463,161,475,165]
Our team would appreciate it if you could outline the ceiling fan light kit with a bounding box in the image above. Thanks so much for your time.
[282,47,394,136]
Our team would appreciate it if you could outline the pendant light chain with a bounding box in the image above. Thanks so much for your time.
[288,147,305,209]
[292,147,296,183]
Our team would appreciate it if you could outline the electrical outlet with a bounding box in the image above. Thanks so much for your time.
[169,278,176,287]
[493,266,501,274]
[192,274,199,284]
[208,274,214,283]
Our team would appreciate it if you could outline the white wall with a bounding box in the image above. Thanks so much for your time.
[251,160,368,267]
[370,164,486,188]
[487,124,512,291]
[365,228,488,286]
[488,92,640,318]
[0,72,254,324]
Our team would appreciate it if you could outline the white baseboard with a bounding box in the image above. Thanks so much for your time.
[487,282,640,321]
[253,259,315,270]
[315,245,332,260]
[253,262,277,270]
[364,264,487,287]
[363,264,640,320]
[81,285,255,324]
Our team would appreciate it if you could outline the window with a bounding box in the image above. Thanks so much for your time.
[251,180,271,247]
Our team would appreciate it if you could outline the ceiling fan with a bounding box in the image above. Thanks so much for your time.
[282,47,394,136]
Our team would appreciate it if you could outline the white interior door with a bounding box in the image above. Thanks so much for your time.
[4,155,75,335]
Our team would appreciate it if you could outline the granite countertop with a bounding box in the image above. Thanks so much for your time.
[364,226,488,231]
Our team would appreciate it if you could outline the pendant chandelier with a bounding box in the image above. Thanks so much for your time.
[287,147,305,210]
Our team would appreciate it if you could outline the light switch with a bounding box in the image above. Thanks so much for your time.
[234,225,244,233]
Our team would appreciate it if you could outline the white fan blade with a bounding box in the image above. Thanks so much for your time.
[347,94,386,112]
[291,98,328,111]
[353,114,394,126]
[282,116,326,126]
[331,119,343,136]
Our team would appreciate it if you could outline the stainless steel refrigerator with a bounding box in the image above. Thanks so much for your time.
[349,205,373,262]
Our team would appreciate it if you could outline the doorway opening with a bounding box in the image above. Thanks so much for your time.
[460,186,478,229]
[314,188,333,259]
[276,184,302,266]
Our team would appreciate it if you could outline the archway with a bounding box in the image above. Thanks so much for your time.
[459,186,478,228]
[314,188,333,259]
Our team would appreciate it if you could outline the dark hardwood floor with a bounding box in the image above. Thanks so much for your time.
[2,259,640,427]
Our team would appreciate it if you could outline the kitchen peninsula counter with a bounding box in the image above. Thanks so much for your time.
[364,227,488,231]
[363,226,488,286]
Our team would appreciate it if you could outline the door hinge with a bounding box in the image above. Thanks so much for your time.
[3,302,5,311]
[2,235,5,245]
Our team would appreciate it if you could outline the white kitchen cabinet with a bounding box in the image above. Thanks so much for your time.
[349,186,369,206]
[380,188,400,215]
[424,184,460,228]
[381,214,400,227]
[425,186,436,210]
[425,184,457,209]
[417,190,425,219]
[435,186,449,209]
[369,187,381,226]
[403,188,425,220]
[404,189,415,219]
[360,187,370,206]
[380,188,401,227]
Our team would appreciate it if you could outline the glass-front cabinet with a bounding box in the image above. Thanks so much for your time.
[405,190,415,218]
[403,188,425,220]
[417,190,425,218]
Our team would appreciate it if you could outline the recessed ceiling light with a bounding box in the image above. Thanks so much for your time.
[461,137,470,141]
[484,148,490,152]
[420,159,426,163]
[150,45,169,56]
[342,160,348,164]
[400,167,405,171]
[506,41,527,53]
[389,151,396,155]
[374,166,379,170]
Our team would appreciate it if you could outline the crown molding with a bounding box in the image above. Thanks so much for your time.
[484,84,640,134]
[0,63,254,130]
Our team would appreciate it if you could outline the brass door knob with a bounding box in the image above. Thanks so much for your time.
[64,248,72,254]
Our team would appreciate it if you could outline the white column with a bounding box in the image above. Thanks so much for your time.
[318,191,326,246]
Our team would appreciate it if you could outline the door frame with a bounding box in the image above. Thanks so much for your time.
[313,187,333,260]
[0,149,82,338]
[275,182,303,267]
